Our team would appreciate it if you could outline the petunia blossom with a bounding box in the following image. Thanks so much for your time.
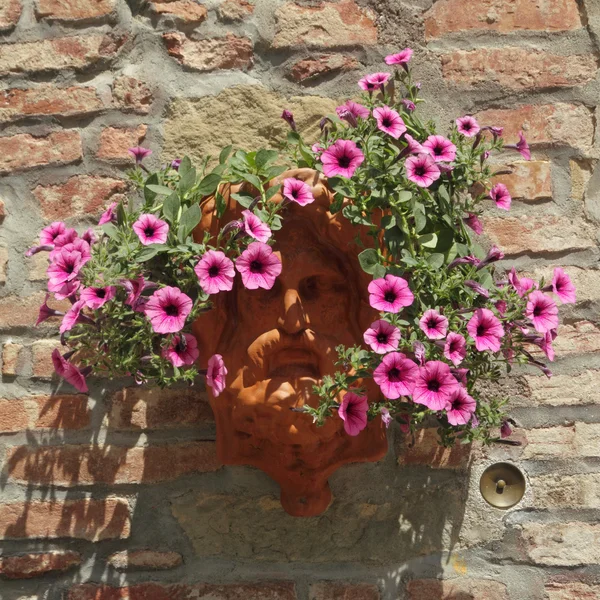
[98,202,117,226]
[465,280,490,298]
[464,213,483,235]
[122,275,156,309]
[242,210,272,243]
[52,349,89,393]
[206,354,227,397]
[60,300,86,334]
[235,242,282,290]
[40,222,67,246]
[419,309,448,340]
[50,237,90,263]
[422,135,457,163]
[467,308,505,352]
[445,387,477,426]
[405,154,441,188]
[145,286,193,334]
[321,140,365,178]
[338,391,369,436]
[81,228,97,246]
[133,214,169,246]
[373,352,418,399]
[380,407,393,429]
[444,332,467,366]
[48,279,80,301]
[47,249,85,286]
[404,134,427,154]
[373,106,406,139]
[540,329,556,362]
[413,360,460,411]
[508,267,536,298]
[551,267,576,304]
[281,109,296,131]
[128,146,152,164]
[525,290,559,334]
[456,115,480,137]
[195,250,235,294]
[80,286,116,310]
[282,178,315,207]
[358,72,390,91]
[163,333,199,368]
[385,48,413,66]
[490,183,511,210]
[36,293,64,326]
[363,319,401,354]
[336,100,370,120]
[368,274,414,313]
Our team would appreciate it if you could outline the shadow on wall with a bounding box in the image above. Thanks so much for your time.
[0,378,475,599]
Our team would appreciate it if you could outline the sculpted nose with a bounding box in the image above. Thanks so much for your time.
[278,288,309,334]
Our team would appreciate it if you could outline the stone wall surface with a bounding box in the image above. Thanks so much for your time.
[0,0,599,598]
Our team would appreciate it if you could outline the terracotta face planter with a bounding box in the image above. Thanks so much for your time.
[193,169,387,516]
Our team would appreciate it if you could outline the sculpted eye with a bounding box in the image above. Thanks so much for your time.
[300,275,348,300]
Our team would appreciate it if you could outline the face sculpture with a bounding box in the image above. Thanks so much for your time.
[193,169,387,516]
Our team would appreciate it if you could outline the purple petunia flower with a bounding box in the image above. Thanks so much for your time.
[98,202,118,226]
[145,286,193,334]
[363,319,401,354]
[235,242,282,290]
[128,146,152,164]
[133,214,169,246]
[464,213,483,235]
[321,140,365,179]
[525,291,559,334]
[490,183,511,211]
[551,267,576,304]
[336,100,370,121]
[373,352,419,399]
[456,115,480,137]
[467,308,505,352]
[338,391,369,436]
[385,48,413,66]
[80,286,116,310]
[368,274,414,313]
[445,386,477,426]
[163,333,199,368]
[282,178,315,206]
[207,354,227,397]
[422,135,457,163]
[413,360,460,411]
[242,210,272,243]
[195,250,235,295]
[358,72,391,91]
[405,154,441,188]
[444,332,467,366]
[419,309,448,340]
[373,106,407,139]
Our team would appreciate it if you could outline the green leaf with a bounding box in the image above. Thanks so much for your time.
[144,173,159,203]
[330,193,344,214]
[230,192,255,209]
[256,149,279,169]
[413,203,427,233]
[265,165,287,179]
[427,253,445,269]
[178,156,192,177]
[219,145,233,165]
[287,131,301,144]
[438,185,450,203]
[358,248,380,274]
[146,184,174,196]
[384,226,404,256]
[163,192,180,224]
[215,191,227,218]
[116,202,127,227]
[241,173,262,191]
[418,232,438,248]
[342,205,371,226]
[196,173,221,196]
[135,244,168,262]
[381,215,396,230]
[372,264,387,279]
[178,204,202,241]
[179,167,196,194]
[102,223,118,239]
[265,185,281,201]
[397,191,412,203]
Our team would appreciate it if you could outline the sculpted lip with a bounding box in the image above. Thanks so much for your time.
[267,346,321,379]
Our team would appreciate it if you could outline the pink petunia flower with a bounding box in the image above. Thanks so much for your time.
[321,140,365,178]
[508,267,536,298]
[495,300,508,316]
[60,300,86,334]
[552,267,576,304]
[312,143,325,155]
[49,238,90,265]
[368,274,414,313]
[48,279,80,301]
[171,159,182,170]
[122,275,157,309]
[467,308,505,352]
[479,245,504,268]
[373,352,418,399]
[98,202,117,226]
[36,293,64,326]
[413,340,426,366]
[358,72,390,91]
[513,131,531,160]
[52,228,78,250]
[242,210,272,243]
[47,249,86,286]
[385,48,413,66]
[451,367,469,387]
[133,214,169,246]
[282,178,315,207]
[404,134,427,154]
[363,319,401,354]
[413,360,460,411]
[336,108,358,128]
[448,255,481,270]
[80,286,116,310]
[490,183,511,210]
[526,290,559,334]
[456,115,480,137]
[145,286,193,334]
[195,250,235,295]
[500,420,512,438]
[422,135,457,162]
[128,146,152,164]
[402,99,416,112]
[206,354,227,397]
[338,391,369,436]
[81,228,97,246]
[419,309,448,340]
[464,213,483,235]
[540,329,556,361]
[405,154,441,188]
[336,100,370,120]
[373,106,407,139]
[445,386,477,426]
[40,222,67,246]
[235,242,282,290]
[380,406,393,429]
[163,333,199,368]
[444,332,467,366]
[52,349,89,393]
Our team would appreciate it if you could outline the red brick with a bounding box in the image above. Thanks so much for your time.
[218,0,254,22]
[108,387,213,430]
[273,0,377,48]
[96,125,147,162]
[442,48,596,90]
[107,550,183,571]
[492,160,552,201]
[33,176,128,221]
[407,578,509,600]
[0,550,81,579]
[0,498,130,541]
[150,0,207,23]
[0,398,30,433]
[35,0,115,21]
[163,33,253,72]
[545,582,600,600]
[0,131,81,174]
[289,54,360,83]
[7,442,220,485]
[2,343,24,376]
[31,339,62,378]
[0,34,125,76]
[0,85,105,123]
[112,76,153,114]
[424,0,582,39]
[309,582,379,600]
[67,583,297,600]
[0,0,22,31]
[0,292,70,329]
[396,428,471,469]
[476,104,594,152]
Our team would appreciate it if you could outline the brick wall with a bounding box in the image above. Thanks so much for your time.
[0,0,599,598]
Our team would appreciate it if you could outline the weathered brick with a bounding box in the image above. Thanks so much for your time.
[553,321,600,356]
[530,473,600,509]
[0,0,22,31]
[2,343,24,376]
[67,583,297,600]
[273,0,377,48]
[522,423,600,459]
[97,125,147,162]
[406,578,509,600]
[31,339,62,379]
[0,498,130,541]
[35,0,115,22]
[112,76,153,114]
[218,0,254,22]
[545,582,600,600]
[0,292,69,329]
[0,198,6,220]
[309,582,380,600]
[33,176,128,221]
[571,159,593,201]
[526,266,600,305]
[288,54,360,83]
[476,104,595,152]
[27,252,49,282]
[519,522,600,566]
[150,0,207,23]
[107,550,183,571]
[0,85,105,123]
[424,0,582,39]
[523,370,600,407]
[485,215,595,255]
[396,428,471,469]
[0,34,125,76]
[0,551,81,579]
[0,398,30,433]
[163,33,253,72]
[0,131,81,174]
[0,244,7,284]
[108,387,213,429]
[7,442,220,485]
[492,161,552,201]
